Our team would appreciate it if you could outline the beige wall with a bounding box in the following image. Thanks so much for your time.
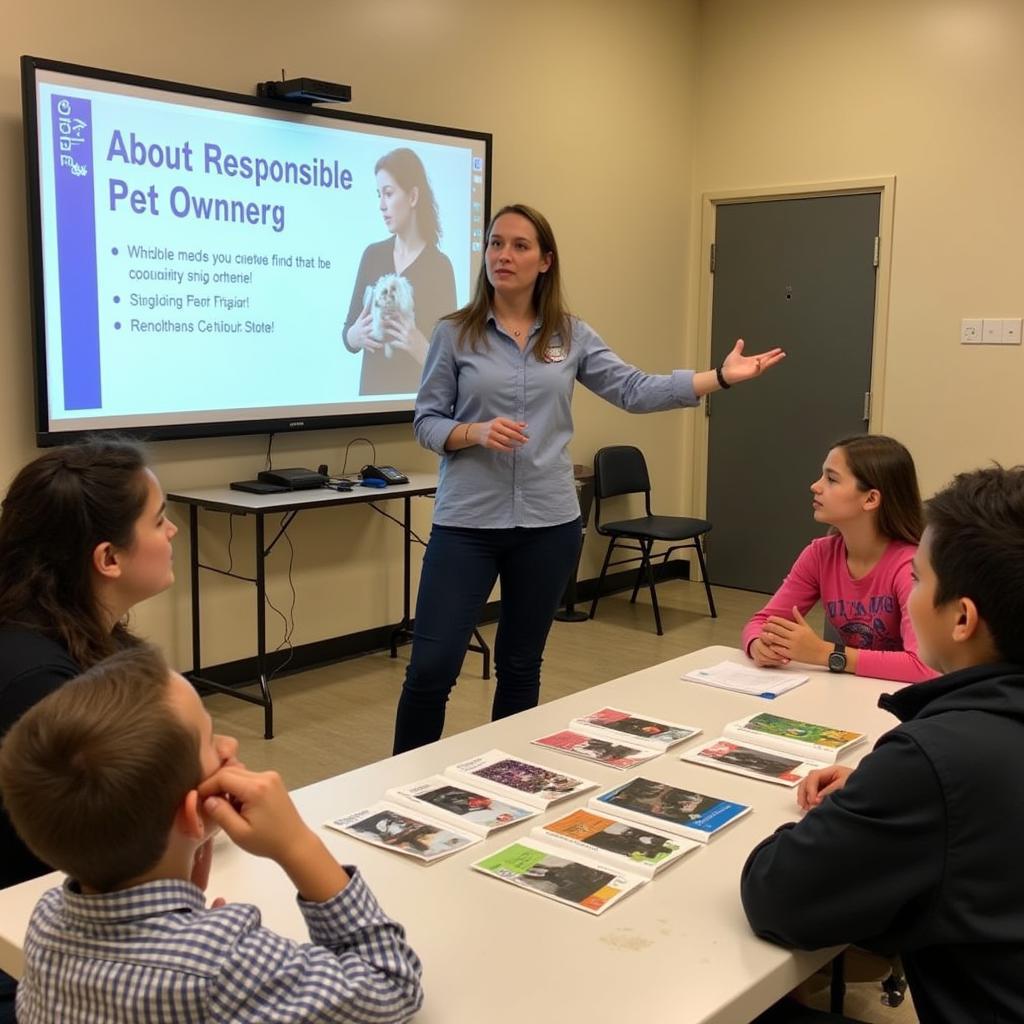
[2,0,700,665]
[694,0,1024,496]
[6,0,1016,668]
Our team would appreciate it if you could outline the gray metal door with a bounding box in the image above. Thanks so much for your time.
[706,193,880,593]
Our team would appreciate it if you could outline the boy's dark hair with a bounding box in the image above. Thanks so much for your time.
[926,465,1024,664]
[0,644,201,892]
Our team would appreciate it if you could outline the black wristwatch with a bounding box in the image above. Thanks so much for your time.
[827,643,847,674]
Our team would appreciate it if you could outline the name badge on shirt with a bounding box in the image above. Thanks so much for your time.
[543,342,566,363]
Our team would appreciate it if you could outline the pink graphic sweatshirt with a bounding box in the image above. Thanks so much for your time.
[741,534,937,684]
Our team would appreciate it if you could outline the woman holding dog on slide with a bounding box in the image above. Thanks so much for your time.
[342,147,456,396]
[393,203,786,754]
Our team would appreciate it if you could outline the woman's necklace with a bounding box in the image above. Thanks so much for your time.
[500,315,532,339]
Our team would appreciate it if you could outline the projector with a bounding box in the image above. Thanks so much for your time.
[257,77,352,104]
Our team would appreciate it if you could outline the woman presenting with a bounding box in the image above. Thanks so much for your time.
[393,203,785,754]
[343,147,456,395]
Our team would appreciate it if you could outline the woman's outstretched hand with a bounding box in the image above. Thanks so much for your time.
[720,338,786,385]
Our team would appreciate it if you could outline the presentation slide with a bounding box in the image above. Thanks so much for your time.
[27,62,489,438]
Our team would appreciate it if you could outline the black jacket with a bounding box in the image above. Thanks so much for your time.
[0,626,79,888]
[741,663,1024,1024]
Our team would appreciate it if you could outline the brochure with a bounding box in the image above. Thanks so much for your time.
[681,738,828,787]
[723,712,866,764]
[325,802,480,862]
[385,775,539,837]
[471,840,645,915]
[445,749,597,809]
[567,708,702,750]
[531,729,662,770]
[590,777,750,843]
[682,660,809,698]
[536,807,699,878]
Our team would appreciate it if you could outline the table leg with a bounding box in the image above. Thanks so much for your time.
[189,504,201,674]
[255,513,274,739]
[389,496,413,658]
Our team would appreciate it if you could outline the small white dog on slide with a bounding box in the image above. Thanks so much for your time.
[364,273,415,358]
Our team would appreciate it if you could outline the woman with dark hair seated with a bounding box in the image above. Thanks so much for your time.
[0,439,190,1019]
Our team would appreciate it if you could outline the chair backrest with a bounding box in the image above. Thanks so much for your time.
[594,445,651,499]
[593,447,653,530]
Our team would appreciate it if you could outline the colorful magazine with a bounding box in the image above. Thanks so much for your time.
[325,802,480,862]
[681,738,828,787]
[723,712,866,764]
[531,729,662,770]
[385,775,539,837]
[445,750,597,809]
[590,777,750,843]
[567,708,702,750]
[536,808,699,878]
[471,841,644,915]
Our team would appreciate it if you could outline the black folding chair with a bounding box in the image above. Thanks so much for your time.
[588,445,715,636]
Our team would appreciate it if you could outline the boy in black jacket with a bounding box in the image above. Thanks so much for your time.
[742,466,1024,1024]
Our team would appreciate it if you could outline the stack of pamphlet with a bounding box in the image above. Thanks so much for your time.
[682,711,867,786]
[471,805,701,914]
[473,776,747,914]
[531,707,702,770]
[325,750,595,862]
[589,777,750,843]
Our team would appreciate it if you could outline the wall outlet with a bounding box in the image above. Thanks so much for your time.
[961,318,982,344]
[1001,318,1022,345]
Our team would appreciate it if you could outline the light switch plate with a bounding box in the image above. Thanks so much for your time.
[983,319,1003,344]
[1001,318,1022,345]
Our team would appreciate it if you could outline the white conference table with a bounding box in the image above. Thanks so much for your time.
[0,645,903,1023]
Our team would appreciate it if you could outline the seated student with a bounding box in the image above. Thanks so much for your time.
[0,438,186,1021]
[741,465,1024,1024]
[0,644,423,1024]
[0,437,183,890]
[741,434,936,683]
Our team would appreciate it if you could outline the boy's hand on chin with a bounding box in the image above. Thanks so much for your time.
[198,766,309,862]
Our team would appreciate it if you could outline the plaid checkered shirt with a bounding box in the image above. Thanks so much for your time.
[15,868,423,1023]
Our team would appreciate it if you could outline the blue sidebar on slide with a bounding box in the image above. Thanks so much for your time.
[51,92,102,410]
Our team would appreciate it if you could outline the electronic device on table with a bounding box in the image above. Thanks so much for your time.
[230,479,288,495]
[257,467,328,490]
[361,464,409,485]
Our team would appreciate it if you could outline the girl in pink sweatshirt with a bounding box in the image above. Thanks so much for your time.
[741,435,936,684]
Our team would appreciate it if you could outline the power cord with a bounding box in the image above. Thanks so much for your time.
[197,508,296,681]
[367,502,428,547]
[205,455,423,682]
[340,436,377,477]
[265,522,297,682]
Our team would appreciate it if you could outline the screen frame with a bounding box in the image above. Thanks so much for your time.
[21,54,492,446]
